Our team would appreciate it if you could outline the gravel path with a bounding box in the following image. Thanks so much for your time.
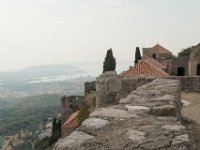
[182,92,200,149]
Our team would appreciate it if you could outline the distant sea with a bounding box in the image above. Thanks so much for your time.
[28,61,132,83]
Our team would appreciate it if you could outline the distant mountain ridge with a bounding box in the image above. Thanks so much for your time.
[0,61,132,84]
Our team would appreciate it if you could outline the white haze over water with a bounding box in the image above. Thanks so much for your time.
[28,61,132,83]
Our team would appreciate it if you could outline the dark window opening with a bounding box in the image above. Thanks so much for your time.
[152,54,156,59]
[197,64,200,76]
[177,67,185,76]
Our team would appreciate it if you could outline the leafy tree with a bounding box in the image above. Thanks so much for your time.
[178,48,191,57]
[134,47,142,65]
[103,49,116,72]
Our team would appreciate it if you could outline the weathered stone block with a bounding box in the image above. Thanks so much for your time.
[162,125,185,132]
[82,118,109,129]
[125,105,150,115]
[172,134,190,145]
[145,77,156,83]
[108,77,122,92]
[122,77,138,92]
[115,91,128,102]
[54,131,94,149]
[141,136,171,149]
[127,130,145,141]
[96,82,108,92]
[137,77,147,87]
[149,105,177,116]
[90,107,135,119]
[96,91,116,108]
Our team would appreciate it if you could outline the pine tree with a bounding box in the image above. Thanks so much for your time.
[134,47,142,65]
[103,48,116,72]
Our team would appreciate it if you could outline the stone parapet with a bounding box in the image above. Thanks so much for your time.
[87,76,200,105]
[53,78,196,150]
[96,71,155,107]
[166,76,200,91]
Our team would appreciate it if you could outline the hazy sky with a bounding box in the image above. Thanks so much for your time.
[0,0,200,71]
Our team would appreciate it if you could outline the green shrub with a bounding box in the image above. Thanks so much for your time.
[178,48,191,57]
[77,105,90,127]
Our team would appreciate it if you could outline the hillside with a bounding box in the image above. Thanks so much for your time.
[0,94,60,136]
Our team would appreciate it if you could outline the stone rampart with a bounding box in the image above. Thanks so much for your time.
[53,78,196,150]
[168,76,200,91]
[96,71,155,108]
[96,73,200,107]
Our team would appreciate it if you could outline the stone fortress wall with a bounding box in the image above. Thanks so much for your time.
[55,72,200,149]
[96,71,154,107]
[171,57,189,76]
[84,81,96,96]
[54,72,197,150]
[95,71,200,108]
[167,76,200,92]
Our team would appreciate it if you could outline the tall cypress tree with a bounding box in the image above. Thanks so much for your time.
[103,48,116,72]
[134,47,142,65]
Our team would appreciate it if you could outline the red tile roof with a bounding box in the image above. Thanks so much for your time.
[120,58,169,77]
[143,57,165,70]
[153,44,172,54]
[62,111,79,128]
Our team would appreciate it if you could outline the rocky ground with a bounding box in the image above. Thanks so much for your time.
[182,92,200,150]
[53,79,196,150]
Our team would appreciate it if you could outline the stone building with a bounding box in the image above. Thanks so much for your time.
[171,57,189,76]
[143,44,173,60]
[171,43,200,76]
[142,44,173,75]
[189,44,200,76]
[122,43,200,77]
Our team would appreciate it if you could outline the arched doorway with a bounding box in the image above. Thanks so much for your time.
[177,67,185,76]
[152,54,156,59]
[197,64,200,76]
